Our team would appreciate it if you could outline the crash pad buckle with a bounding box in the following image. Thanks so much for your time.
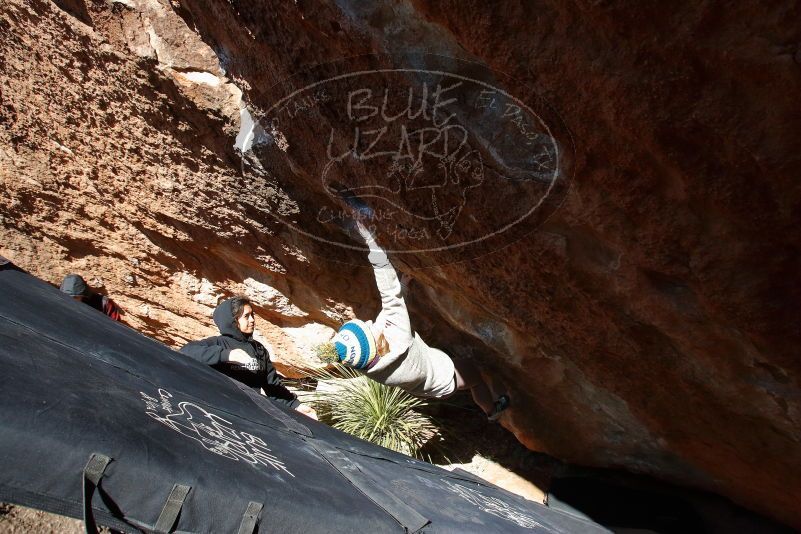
[154,483,191,533]
[82,453,112,534]
[237,501,264,534]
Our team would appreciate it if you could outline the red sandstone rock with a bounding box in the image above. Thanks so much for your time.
[1,0,799,528]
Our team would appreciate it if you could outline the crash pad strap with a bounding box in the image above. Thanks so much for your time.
[154,484,191,533]
[312,444,430,533]
[237,501,264,534]
[82,453,112,534]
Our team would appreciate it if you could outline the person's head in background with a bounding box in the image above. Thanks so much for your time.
[59,274,90,302]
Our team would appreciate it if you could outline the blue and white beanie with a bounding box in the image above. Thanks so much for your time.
[333,319,377,369]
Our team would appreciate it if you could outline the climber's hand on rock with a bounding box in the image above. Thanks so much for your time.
[355,220,377,244]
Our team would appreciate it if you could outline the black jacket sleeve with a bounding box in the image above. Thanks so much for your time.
[260,351,300,409]
[180,338,229,366]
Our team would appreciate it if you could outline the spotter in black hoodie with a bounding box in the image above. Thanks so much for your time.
[179,298,299,408]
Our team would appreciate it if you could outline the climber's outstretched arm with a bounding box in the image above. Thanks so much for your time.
[354,221,413,352]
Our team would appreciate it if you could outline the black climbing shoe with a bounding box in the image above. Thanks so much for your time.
[488,394,510,421]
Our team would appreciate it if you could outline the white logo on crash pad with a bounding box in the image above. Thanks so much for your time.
[443,479,543,530]
[141,388,294,477]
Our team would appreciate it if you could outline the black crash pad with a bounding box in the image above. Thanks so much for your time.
[0,264,608,533]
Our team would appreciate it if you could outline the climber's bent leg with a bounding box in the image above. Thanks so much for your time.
[453,360,495,416]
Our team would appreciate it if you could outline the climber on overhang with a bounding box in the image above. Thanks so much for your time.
[316,220,510,421]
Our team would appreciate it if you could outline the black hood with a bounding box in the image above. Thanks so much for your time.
[213,298,247,342]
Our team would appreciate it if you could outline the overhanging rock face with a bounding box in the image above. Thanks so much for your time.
[0,265,607,533]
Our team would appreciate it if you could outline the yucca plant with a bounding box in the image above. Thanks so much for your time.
[297,364,441,459]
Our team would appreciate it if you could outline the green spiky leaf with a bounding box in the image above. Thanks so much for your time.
[296,364,441,459]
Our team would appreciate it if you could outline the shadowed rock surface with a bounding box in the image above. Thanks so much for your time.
[1,0,799,528]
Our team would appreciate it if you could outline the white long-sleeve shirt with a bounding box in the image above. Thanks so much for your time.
[357,226,456,398]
